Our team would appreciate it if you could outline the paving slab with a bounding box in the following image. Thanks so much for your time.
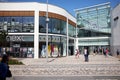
[8,55,120,77]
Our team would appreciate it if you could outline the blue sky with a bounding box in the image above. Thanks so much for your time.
[1,0,120,16]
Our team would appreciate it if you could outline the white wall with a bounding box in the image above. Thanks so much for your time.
[111,4,120,55]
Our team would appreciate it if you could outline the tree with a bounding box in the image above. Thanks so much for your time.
[0,30,8,47]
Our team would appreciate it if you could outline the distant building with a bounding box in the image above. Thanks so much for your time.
[111,3,120,56]
[75,2,111,54]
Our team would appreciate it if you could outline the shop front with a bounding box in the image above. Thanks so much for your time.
[0,35,34,58]
[39,35,67,58]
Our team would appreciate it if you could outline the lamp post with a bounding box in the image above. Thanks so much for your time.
[46,0,49,62]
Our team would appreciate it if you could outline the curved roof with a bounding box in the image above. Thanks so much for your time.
[0,2,76,23]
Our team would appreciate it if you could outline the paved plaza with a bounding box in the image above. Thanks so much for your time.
[18,55,120,65]
[7,55,120,80]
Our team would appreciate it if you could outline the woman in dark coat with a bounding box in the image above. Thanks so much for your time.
[0,55,9,80]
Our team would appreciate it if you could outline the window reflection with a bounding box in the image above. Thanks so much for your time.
[39,17,66,35]
[39,17,46,33]
[22,17,34,32]
[68,24,76,37]
[0,16,34,33]
[76,4,111,37]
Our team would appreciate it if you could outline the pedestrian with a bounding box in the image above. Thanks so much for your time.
[103,48,106,56]
[105,48,109,57]
[75,49,80,59]
[0,54,12,80]
[93,49,96,56]
[84,48,89,62]
[116,49,119,56]
[99,48,102,55]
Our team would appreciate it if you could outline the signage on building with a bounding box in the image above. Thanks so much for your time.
[39,36,60,42]
[13,44,20,47]
[9,36,24,41]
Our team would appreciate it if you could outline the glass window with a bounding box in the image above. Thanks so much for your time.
[39,17,67,35]
[61,21,66,34]
[39,35,66,57]
[52,18,61,33]
[68,24,76,37]
[0,17,4,30]
[39,17,46,33]
[10,17,22,32]
[0,16,34,33]
[22,17,34,32]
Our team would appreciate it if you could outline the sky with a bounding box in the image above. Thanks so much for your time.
[0,0,120,16]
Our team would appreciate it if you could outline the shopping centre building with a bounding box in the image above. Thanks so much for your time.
[0,2,119,58]
[0,2,76,58]
[75,2,111,54]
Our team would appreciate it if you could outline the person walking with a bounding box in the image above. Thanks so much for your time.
[84,48,89,62]
[0,54,12,80]
[75,49,80,59]
[103,48,106,57]
[116,49,119,56]
[105,48,109,57]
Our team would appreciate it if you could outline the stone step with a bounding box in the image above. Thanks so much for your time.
[9,55,120,76]
[10,64,120,76]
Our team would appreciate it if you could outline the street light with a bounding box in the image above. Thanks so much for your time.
[46,0,49,62]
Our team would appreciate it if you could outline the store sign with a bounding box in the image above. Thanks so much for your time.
[13,44,20,47]
[39,36,60,42]
[10,36,24,41]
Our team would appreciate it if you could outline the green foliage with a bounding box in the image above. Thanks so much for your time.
[8,59,24,65]
[0,30,8,41]
[0,30,8,46]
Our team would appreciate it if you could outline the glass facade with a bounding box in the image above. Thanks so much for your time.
[0,16,34,33]
[0,2,77,59]
[39,16,66,34]
[0,10,35,58]
[39,16,68,57]
[75,3,111,53]
[68,24,76,37]
[77,3,111,37]
[0,12,75,58]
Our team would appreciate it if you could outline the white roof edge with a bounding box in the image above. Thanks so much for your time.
[74,2,110,12]
[0,2,76,23]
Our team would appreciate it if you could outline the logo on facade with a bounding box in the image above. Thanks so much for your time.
[10,36,24,41]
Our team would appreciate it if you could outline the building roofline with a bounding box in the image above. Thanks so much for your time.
[74,2,110,12]
[0,2,75,18]
[112,3,120,10]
